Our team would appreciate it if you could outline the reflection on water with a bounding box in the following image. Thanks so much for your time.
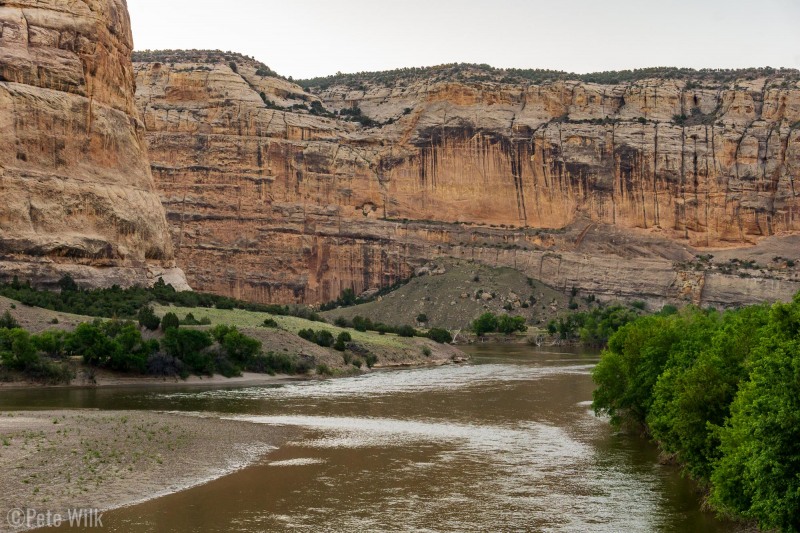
[11,346,742,532]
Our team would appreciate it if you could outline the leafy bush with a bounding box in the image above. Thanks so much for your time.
[161,312,180,331]
[161,329,214,375]
[138,306,160,330]
[396,325,417,338]
[497,315,526,334]
[262,318,279,328]
[472,312,499,336]
[363,353,378,368]
[426,328,452,344]
[181,313,201,326]
[0,311,19,330]
[334,331,352,351]
[298,328,335,347]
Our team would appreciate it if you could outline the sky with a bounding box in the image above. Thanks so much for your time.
[127,0,800,80]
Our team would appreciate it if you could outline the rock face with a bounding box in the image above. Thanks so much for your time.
[133,55,800,306]
[0,0,188,290]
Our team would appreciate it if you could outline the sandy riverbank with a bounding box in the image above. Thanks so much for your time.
[0,369,304,391]
[0,410,296,531]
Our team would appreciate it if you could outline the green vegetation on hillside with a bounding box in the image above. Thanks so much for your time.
[471,312,527,336]
[299,64,799,91]
[592,294,800,532]
[0,315,314,383]
[0,276,325,323]
[132,49,282,79]
[547,305,648,347]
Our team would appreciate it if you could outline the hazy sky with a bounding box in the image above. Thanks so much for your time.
[127,0,800,79]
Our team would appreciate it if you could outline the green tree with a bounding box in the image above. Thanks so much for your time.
[161,329,214,375]
[137,306,160,330]
[497,315,526,334]
[396,325,417,338]
[33,330,67,359]
[220,329,261,364]
[472,312,498,336]
[0,310,19,330]
[0,328,38,370]
[592,314,683,425]
[427,328,452,344]
[710,298,800,531]
[334,331,351,351]
[161,312,180,331]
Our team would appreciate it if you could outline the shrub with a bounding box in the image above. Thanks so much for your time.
[316,364,333,376]
[364,353,378,368]
[0,311,20,330]
[298,328,335,347]
[146,353,186,378]
[161,312,180,331]
[57,274,78,292]
[182,313,201,326]
[427,328,452,344]
[497,315,526,334]
[262,318,279,328]
[396,325,416,338]
[472,312,499,336]
[416,313,428,324]
[314,329,335,348]
[0,328,38,370]
[422,346,432,357]
[352,316,371,332]
[137,306,160,330]
[334,331,352,351]
[219,328,261,364]
[161,329,214,375]
[214,355,242,378]
[659,304,679,316]
[34,331,67,359]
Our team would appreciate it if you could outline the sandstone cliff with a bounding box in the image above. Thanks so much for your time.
[133,55,800,306]
[0,0,188,289]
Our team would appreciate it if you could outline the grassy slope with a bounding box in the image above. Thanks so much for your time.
[0,294,464,386]
[321,260,590,330]
[0,296,93,333]
[153,304,464,369]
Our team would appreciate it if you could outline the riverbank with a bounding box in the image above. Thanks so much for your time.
[0,410,297,531]
[0,368,302,390]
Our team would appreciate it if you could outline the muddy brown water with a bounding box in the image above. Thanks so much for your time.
[3,345,744,532]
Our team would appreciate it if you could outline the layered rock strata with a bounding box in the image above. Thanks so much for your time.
[0,1,187,289]
[133,54,800,305]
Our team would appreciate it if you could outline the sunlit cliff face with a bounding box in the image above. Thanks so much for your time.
[132,54,800,306]
[0,0,187,290]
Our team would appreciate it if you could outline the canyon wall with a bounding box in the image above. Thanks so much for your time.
[0,1,187,289]
[133,54,800,305]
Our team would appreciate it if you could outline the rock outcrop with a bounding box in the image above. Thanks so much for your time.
[133,54,800,306]
[0,1,188,290]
